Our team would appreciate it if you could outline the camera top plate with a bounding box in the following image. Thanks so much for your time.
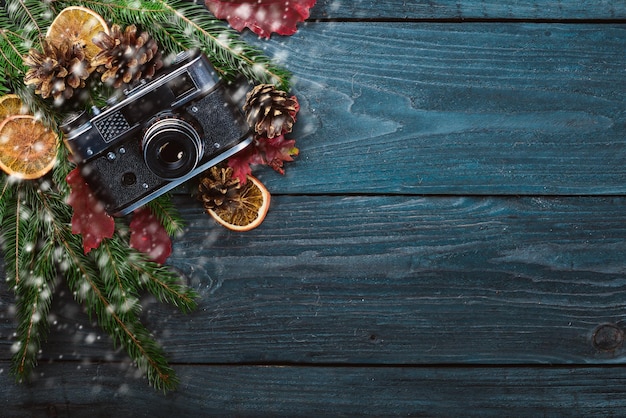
[63,49,222,162]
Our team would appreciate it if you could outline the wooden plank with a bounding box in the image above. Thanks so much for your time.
[310,0,626,20]
[3,196,626,364]
[248,23,626,195]
[3,362,626,416]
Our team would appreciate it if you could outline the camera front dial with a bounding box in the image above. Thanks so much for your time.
[142,115,203,180]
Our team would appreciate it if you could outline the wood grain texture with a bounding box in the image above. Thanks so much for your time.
[3,196,626,366]
[3,3,626,414]
[310,0,626,20]
[249,23,626,195]
[3,362,626,417]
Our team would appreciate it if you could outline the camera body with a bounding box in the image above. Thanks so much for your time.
[62,49,252,216]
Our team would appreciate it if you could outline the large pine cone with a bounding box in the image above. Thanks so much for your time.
[91,24,162,89]
[24,39,92,101]
[198,166,242,210]
[243,84,298,138]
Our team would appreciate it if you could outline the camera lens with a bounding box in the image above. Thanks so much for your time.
[142,117,203,179]
[158,141,185,165]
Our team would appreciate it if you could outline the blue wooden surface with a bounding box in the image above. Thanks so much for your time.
[253,22,626,195]
[311,0,626,19]
[3,1,626,416]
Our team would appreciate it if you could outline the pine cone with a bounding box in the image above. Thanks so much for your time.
[24,39,92,101]
[244,84,298,138]
[198,166,242,210]
[91,24,163,89]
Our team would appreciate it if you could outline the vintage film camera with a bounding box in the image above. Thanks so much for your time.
[62,49,252,216]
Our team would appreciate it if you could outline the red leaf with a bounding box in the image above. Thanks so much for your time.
[66,168,115,254]
[205,0,317,38]
[227,145,255,183]
[228,135,298,183]
[129,207,172,265]
[257,135,299,175]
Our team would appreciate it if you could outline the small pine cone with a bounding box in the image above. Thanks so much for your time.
[91,24,163,89]
[24,39,92,100]
[244,84,298,139]
[198,166,242,210]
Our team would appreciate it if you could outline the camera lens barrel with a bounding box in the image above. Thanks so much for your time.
[142,117,203,180]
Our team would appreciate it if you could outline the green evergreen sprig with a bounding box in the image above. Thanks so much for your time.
[0,154,199,391]
[0,3,60,126]
[0,0,294,391]
[0,180,55,379]
[53,0,292,90]
[146,194,185,237]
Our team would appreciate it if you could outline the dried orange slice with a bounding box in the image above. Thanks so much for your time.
[46,6,109,60]
[0,94,28,120]
[207,175,271,231]
[0,115,58,179]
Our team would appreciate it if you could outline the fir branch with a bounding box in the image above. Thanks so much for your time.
[0,3,61,122]
[2,183,56,380]
[5,0,53,43]
[48,151,190,391]
[11,276,54,379]
[111,209,197,312]
[68,262,179,391]
[12,216,57,380]
[0,28,27,79]
[158,0,291,89]
[58,0,291,90]
[52,145,74,195]
[145,193,185,237]
[2,184,31,290]
[12,81,62,128]
[92,239,143,316]
[36,188,180,391]
[63,240,179,391]
[0,0,53,77]
[0,174,13,226]
[130,255,198,313]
